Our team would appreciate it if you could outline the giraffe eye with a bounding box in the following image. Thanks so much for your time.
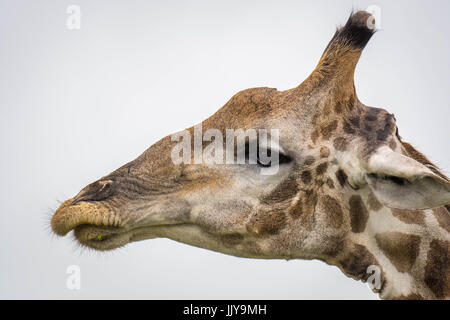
[242,142,292,167]
[256,148,272,167]
[256,147,292,167]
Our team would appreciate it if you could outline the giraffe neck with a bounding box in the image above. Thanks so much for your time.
[335,188,450,299]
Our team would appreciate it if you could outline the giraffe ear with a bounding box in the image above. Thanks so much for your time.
[365,147,450,210]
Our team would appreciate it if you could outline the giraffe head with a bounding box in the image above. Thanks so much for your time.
[51,11,450,299]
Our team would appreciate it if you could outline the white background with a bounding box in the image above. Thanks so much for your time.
[1,0,449,299]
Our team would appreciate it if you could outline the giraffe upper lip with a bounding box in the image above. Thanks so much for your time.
[52,199,146,250]
[52,198,183,250]
[51,199,121,236]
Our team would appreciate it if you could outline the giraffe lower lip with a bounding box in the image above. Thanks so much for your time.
[74,224,131,250]
[73,224,169,250]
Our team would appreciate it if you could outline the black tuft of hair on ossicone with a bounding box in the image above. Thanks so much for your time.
[329,10,376,49]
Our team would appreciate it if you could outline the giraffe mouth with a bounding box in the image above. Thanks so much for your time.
[51,199,179,250]
[73,224,159,251]
[51,200,130,250]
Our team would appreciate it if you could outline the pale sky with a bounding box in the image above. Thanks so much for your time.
[1,0,449,299]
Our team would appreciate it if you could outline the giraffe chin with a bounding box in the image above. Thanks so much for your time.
[73,224,161,251]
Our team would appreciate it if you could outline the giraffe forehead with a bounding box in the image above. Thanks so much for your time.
[201,86,398,160]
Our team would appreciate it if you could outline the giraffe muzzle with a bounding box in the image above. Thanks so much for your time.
[51,199,122,236]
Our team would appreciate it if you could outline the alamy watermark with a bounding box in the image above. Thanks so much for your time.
[67,5,81,30]
[365,5,382,30]
[171,124,281,175]
[367,265,382,291]
[66,265,81,290]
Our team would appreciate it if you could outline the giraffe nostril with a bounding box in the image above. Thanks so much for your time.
[73,179,115,204]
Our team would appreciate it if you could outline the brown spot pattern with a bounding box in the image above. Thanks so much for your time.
[262,175,299,204]
[424,239,449,299]
[304,156,315,166]
[365,114,377,122]
[336,169,347,187]
[316,162,328,176]
[301,171,312,184]
[321,120,338,140]
[334,101,344,114]
[339,244,383,285]
[432,207,450,232]
[376,128,390,141]
[289,190,317,228]
[349,195,369,233]
[326,178,335,189]
[367,191,383,211]
[375,232,421,273]
[322,196,344,228]
[391,209,425,226]
[343,121,356,134]
[247,209,287,236]
[349,117,360,128]
[333,137,348,151]
[320,146,330,158]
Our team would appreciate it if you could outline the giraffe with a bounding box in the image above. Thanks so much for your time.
[51,11,450,299]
